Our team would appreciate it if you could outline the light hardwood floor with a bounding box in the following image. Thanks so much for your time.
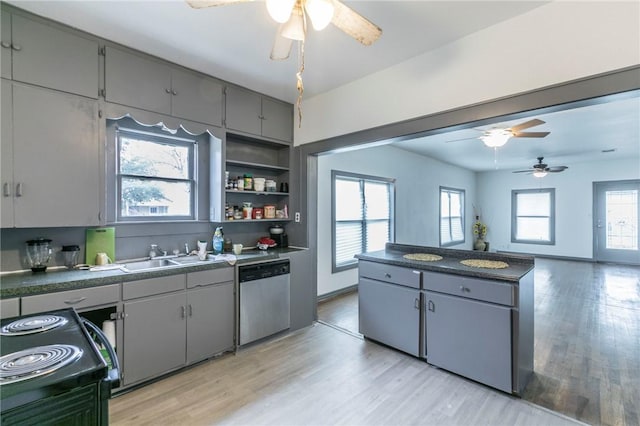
[110,322,580,425]
[317,258,640,426]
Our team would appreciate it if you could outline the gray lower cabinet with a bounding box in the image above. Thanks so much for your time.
[359,277,421,357]
[280,250,314,332]
[186,282,234,364]
[424,290,513,393]
[122,269,235,386]
[104,46,223,126]
[2,82,100,228]
[123,291,187,386]
[1,9,98,98]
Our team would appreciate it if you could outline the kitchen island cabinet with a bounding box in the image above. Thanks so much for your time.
[0,10,99,98]
[356,243,534,395]
[1,82,100,228]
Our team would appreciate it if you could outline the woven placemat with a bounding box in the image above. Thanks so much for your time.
[403,253,443,262]
[460,259,509,269]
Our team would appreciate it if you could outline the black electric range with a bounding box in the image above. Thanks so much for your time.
[0,308,118,425]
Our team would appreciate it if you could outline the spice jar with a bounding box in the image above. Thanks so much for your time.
[244,174,253,191]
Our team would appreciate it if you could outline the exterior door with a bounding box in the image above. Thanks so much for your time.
[594,180,640,264]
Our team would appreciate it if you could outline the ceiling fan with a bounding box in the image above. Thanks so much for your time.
[186,0,382,123]
[447,118,550,148]
[512,157,568,178]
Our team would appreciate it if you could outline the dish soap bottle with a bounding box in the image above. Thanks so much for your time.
[212,227,224,255]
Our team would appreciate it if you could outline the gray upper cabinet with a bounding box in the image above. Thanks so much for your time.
[2,83,100,228]
[1,80,14,228]
[225,86,293,143]
[1,11,99,99]
[105,46,223,126]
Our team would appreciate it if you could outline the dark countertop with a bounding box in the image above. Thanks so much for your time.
[0,247,307,298]
[356,243,534,283]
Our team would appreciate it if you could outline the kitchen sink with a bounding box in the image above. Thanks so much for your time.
[121,256,214,272]
[121,258,181,272]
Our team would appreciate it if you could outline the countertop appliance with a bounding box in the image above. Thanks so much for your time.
[0,308,119,425]
[238,259,290,345]
[269,226,288,248]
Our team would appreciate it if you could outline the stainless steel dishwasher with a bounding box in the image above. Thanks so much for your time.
[238,259,290,345]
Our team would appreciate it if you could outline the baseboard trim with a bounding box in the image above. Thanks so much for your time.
[318,284,358,303]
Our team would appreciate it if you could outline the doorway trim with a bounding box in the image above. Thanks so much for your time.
[291,65,640,319]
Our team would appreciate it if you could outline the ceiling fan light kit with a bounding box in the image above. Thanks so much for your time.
[513,157,568,178]
[480,129,512,148]
[266,0,297,23]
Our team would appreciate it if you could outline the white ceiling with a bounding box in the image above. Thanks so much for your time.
[8,0,639,173]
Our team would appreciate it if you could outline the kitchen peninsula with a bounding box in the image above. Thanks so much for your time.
[356,243,534,395]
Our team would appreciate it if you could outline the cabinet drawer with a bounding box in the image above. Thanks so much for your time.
[1,298,20,319]
[358,261,422,289]
[423,271,514,306]
[123,274,185,300]
[186,267,234,289]
[21,284,120,314]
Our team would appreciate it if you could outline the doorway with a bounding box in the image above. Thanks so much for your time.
[594,180,640,264]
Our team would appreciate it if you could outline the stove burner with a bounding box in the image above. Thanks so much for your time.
[0,315,68,336]
[0,345,83,385]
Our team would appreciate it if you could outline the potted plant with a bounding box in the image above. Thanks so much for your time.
[473,216,487,251]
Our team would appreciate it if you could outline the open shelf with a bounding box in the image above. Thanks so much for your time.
[226,159,289,173]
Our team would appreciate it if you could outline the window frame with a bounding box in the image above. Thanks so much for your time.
[511,188,556,245]
[115,126,198,222]
[439,186,466,247]
[331,170,395,273]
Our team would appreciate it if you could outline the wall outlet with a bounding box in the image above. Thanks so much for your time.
[295,212,301,223]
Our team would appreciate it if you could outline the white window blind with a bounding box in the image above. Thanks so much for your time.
[512,188,555,244]
[440,187,465,246]
[333,172,394,271]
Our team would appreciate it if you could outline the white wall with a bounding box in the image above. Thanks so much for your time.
[317,145,476,296]
[476,158,640,259]
[296,2,640,145]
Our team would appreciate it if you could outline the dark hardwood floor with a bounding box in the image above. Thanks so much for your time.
[317,258,640,426]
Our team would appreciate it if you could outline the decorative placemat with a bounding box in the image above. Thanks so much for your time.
[460,259,509,269]
[403,253,443,262]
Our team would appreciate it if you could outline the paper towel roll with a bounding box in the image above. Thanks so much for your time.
[102,320,116,349]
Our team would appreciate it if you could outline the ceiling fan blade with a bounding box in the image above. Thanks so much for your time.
[444,136,478,143]
[270,26,294,60]
[513,131,550,138]
[509,118,545,133]
[512,170,534,174]
[186,0,252,8]
[331,0,382,46]
[546,166,568,173]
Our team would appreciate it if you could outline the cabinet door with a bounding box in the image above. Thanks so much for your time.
[171,68,223,126]
[12,84,99,227]
[225,85,261,136]
[359,277,421,357]
[11,15,98,99]
[425,291,512,393]
[0,298,19,319]
[105,46,172,115]
[1,79,13,228]
[186,282,234,363]
[123,292,186,385]
[1,12,11,79]
[261,97,293,143]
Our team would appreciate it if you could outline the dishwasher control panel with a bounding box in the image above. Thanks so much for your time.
[239,259,290,282]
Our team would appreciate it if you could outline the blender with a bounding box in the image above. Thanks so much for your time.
[25,238,52,272]
[61,245,80,269]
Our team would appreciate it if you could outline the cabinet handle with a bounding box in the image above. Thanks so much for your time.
[181,305,186,318]
[384,273,391,278]
[3,182,10,197]
[165,88,171,94]
[171,89,178,96]
[459,286,470,293]
[1,41,10,49]
[11,44,21,51]
[428,300,435,312]
[188,304,193,317]
[414,298,420,310]
[64,297,87,305]
[15,183,23,197]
